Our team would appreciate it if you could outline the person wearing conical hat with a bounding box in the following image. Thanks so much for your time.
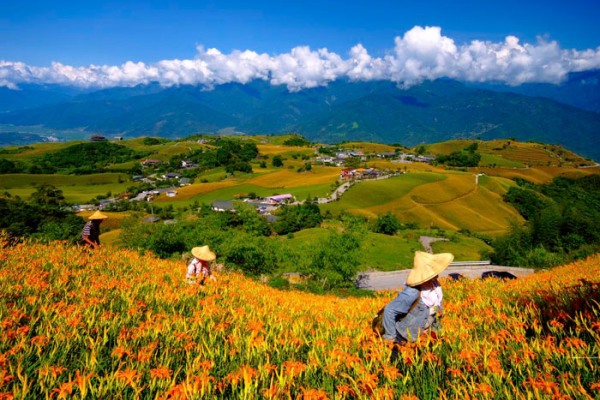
[379,251,454,344]
[186,245,217,284]
[81,210,108,249]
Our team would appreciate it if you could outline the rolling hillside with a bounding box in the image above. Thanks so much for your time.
[1,137,599,237]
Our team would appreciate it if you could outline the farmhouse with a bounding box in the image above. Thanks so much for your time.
[265,194,294,204]
[141,159,162,166]
[377,152,397,159]
[181,160,197,168]
[163,172,181,179]
[212,200,235,212]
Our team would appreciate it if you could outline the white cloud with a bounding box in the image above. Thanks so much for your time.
[1,26,600,90]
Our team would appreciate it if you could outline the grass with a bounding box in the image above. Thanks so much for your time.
[321,173,446,213]
[410,173,475,204]
[326,173,522,236]
[246,166,340,188]
[361,231,422,271]
[479,153,524,168]
[152,182,333,208]
[0,173,132,203]
[430,232,493,260]
[275,225,492,273]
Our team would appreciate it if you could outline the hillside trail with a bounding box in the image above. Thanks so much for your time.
[419,236,449,253]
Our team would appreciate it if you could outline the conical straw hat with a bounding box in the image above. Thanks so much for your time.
[191,245,216,261]
[88,210,108,220]
[406,251,454,286]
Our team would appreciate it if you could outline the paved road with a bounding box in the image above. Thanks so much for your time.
[356,265,535,290]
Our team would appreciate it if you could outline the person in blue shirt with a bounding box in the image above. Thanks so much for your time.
[377,251,454,345]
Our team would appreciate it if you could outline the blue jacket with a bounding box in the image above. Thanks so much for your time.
[382,285,442,342]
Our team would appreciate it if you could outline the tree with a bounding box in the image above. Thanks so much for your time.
[29,184,65,208]
[272,155,284,167]
[301,231,363,289]
[345,157,361,168]
[235,202,271,236]
[273,203,323,235]
[372,213,402,235]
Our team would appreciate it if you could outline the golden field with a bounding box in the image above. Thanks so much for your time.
[0,238,598,398]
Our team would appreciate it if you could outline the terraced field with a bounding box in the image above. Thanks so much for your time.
[424,139,594,167]
[322,171,522,236]
[479,165,600,184]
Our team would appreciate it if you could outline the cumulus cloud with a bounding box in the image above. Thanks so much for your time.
[1,26,600,91]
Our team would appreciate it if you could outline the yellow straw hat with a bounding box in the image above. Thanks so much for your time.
[88,210,108,220]
[406,251,454,286]
[191,245,216,261]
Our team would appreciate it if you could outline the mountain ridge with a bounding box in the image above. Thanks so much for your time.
[0,75,599,160]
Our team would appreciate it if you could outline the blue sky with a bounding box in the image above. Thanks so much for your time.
[1,0,599,89]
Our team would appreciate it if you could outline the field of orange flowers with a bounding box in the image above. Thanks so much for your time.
[1,237,599,399]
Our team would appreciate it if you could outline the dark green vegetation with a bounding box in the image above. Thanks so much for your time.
[1,141,144,174]
[120,206,365,290]
[272,201,323,235]
[1,77,600,160]
[0,184,84,242]
[435,142,481,167]
[492,175,600,268]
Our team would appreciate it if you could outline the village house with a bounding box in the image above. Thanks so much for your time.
[181,160,197,168]
[377,152,397,159]
[141,159,162,167]
[340,167,381,180]
[163,172,181,180]
[314,156,335,165]
[265,194,294,204]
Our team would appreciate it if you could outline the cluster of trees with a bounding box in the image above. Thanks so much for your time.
[168,139,259,176]
[119,205,364,290]
[19,142,145,175]
[273,201,323,235]
[39,142,143,174]
[435,142,481,167]
[491,175,600,268]
[283,135,312,147]
[0,184,85,242]
[371,212,418,235]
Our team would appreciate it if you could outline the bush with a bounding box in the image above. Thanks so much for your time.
[372,212,401,235]
[301,231,363,289]
[272,155,284,167]
[273,203,323,235]
[222,236,276,276]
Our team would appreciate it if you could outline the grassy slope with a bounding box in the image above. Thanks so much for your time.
[422,139,594,167]
[0,173,132,203]
[321,172,522,236]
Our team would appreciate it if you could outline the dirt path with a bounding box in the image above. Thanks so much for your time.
[419,236,449,253]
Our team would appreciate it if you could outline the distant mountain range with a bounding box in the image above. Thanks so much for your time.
[0,71,599,160]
